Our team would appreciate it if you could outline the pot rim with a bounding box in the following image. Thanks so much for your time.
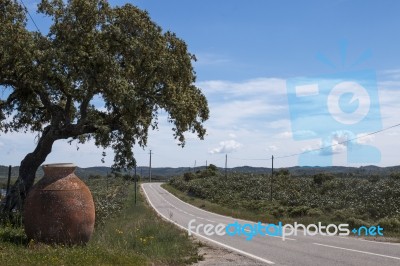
[42,163,76,168]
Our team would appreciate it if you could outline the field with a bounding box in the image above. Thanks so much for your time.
[168,168,400,239]
[0,177,201,265]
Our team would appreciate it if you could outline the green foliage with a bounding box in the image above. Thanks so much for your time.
[277,169,290,177]
[180,167,217,183]
[312,173,335,186]
[378,217,400,232]
[208,164,218,172]
[346,217,370,229]
[0,177,201,265]
[307,208,324,217]
[169,172,400,231]
[88,174,103,179]
[288,206,310,217]
[183,172,195,182]
[0,0,209,170]
[389,172,400,180]
[85,178,131,227]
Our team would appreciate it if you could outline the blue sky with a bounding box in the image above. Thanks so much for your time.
[2,0,400,169]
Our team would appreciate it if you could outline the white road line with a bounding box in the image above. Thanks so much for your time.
[148,184,217,223]
[158,183,253,221]
[156,185,296,241]
[241,228,296,241]
[142,184,276,265]
[313,243,400,261]
[337,236,400,246]
[157,183,296,241]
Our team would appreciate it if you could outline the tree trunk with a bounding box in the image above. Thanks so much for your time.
[2,126,56,213]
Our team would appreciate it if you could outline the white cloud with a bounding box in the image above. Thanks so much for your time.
[268,119,291,129]
[194,53,231,66]
[266,145,278,152]
[356,133,375,144]
[228,133,237,138]
[209,99,281,127]
[293,130,317,139]
[277,131,292,139]
[301,144,318,153]
[209,140,242,154]
[198,78,286,97]
[3,69,400,168]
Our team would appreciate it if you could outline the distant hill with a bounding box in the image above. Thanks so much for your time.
[1,164,400,179]
[0,165,192,179]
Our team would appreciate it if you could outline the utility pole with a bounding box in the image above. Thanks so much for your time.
[270,155,274,201]
[134,164,137,205]
[194,160,196,172]
[225,154,227,177]
[149,150,152,182]
[6,165,11,197]
[206,160,208,169]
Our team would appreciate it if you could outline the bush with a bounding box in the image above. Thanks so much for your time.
[270,207,286,218]
[389,172,400,180]
[208,164,218,173]
[307,208,324,217]
[123,174,132,181]
[289,206,310,217]
[312,173,334,186]
[183,172,195,182]
[168,171,400,232]
[121,174,140,181]
[346,217,369,228]
[378,217,400,232]
[89,174,103,179]
[333,209,352,221]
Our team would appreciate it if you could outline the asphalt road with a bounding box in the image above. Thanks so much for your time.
[142,182,400,266]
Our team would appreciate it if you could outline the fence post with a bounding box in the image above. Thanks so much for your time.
[6,165,12,197]
[270,156,274,201]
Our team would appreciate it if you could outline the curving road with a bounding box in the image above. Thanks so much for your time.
[142,182,400,266]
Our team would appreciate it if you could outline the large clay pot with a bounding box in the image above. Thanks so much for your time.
[23,163,95,245]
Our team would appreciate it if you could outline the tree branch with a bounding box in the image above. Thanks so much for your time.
[64,95,72,124]
[79,91,95,122]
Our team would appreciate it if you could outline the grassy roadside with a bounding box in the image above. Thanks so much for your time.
[162,183,329,226]
[0,178,202,265]
[162,183,265,222]
[162,182,400,242]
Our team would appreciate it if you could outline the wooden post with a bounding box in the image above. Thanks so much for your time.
[270,155,274,201]
[134,165,137,205]
[6,165,11,197]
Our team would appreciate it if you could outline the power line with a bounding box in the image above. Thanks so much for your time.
[275,123,400,160]
[223,122,400,162]
[230,156,270,161]
[19,0,41,33]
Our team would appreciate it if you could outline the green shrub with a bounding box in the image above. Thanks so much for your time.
[183,172,195,182]
[347,217,369,228]
[333,209,351,221]
[378,217,400,232]
[389,172,400,180]
[307,208,323,217]
[208,164,218,173]
[270,207,286,218]
[289,206,310,217]
[168,171,400,232]
[312,173,334,186]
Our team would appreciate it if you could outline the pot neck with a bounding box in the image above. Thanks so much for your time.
[42,164,76,179]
